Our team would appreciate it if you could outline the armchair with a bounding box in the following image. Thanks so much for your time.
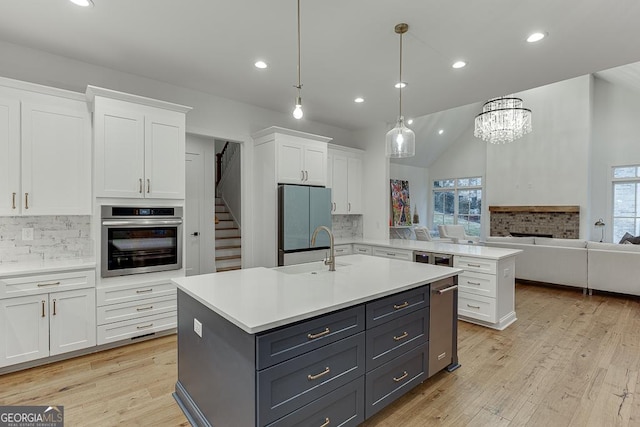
[438,225,479,244]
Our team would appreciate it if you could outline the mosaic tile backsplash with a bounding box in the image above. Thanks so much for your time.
[0,216,93,264]
[332,214,363,239]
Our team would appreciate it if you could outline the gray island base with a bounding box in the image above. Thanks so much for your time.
[172,254,462,426]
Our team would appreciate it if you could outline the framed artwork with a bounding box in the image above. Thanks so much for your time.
[390,179,411,226]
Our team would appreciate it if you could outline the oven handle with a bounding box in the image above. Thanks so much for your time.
[102,219,183,226]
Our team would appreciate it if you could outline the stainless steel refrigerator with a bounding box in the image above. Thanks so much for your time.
[278,185,332,266]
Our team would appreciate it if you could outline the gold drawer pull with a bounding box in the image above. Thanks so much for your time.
[467,281,481,286]
[307,328,330,339]
[320,417,330,427]
[136,323,154,330]
[393,371,408,382]
[53,299,57,315]
[466,303,481,309]
[12,192,16,209]
[41,300,46,318]
[24,192,29,209]
[467,263,481,268]
[37,281,61,287]
[136,305,154,311]
[308,367,330,381]
[393,301,409,310]
[136,288,153,294]
[393,331,408,341]
[139,178,143,193]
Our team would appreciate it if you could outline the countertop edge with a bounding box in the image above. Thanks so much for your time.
[0,259,97,277]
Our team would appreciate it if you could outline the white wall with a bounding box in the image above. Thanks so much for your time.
[389,163,429,230]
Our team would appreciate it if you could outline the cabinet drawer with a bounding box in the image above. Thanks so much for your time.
[0,269,95,299]
[372,247,413,261]
[267,377,364,427]
[334,245,353,256]
[458,292,496,323]
[257,306,365,370]
[258,332,365,426]
[366,307,429,371]
[366,285,429,328]
[96,281,175,306]
[365,343,427,419]
[97,311,176,345]
[454,256,497,274]
[458,271,496,298]
[97,295,177,325]
[352,245,371,255]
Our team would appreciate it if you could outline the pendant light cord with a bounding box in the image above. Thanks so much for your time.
[399,29,403,118]
[296,0,302,92]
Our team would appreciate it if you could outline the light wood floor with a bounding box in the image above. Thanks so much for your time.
[2,283,640,426]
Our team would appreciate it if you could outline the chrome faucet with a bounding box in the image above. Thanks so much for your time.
[311,225,335,271]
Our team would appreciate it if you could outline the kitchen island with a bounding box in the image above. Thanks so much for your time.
[172,254,462,426]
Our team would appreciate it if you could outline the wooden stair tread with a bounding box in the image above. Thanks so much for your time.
[215,255,241,261]
[216,236,240,240]
[216,266,242,272]
[216,245,241,250]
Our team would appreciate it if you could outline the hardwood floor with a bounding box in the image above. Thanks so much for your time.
[2,283,640,426]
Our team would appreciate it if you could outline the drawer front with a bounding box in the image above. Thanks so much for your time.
[458,292,496,323]
[334,245,353,256]
[454,256,497,274]
[372,247,413,261]
[0,269,95,299]
[97,295,177,325]
[96,281,175,306]
[352,245,372,255]
[258,332,366,426]
[458,271,496,298]
[366,307,429,371]
[365,343,427,419]
[366,285,429,328]
[97,311,176,345]
[267,377,365,427]
[257,306,365,370]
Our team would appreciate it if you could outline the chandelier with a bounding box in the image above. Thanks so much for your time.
[474,96,532,144]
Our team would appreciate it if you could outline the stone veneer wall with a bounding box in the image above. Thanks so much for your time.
[0,216,93,264]
[490,212,580,238]
[332,214,363,239]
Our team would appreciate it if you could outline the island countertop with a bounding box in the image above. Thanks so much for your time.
[172,254,461,334]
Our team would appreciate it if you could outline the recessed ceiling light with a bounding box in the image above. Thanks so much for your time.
[354,97,364,103]
[527,32,546,43]
[69,0,94,7]
[407,119,414,125]
[452,61,466,69]
[394,82,407,89]
[254,61,268,69]
[438,129,444,135]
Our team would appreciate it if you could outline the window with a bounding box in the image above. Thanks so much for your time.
[612,165,640,242]
[433,177,482,236]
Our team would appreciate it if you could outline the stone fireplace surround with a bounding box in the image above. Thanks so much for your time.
[489,206,580,239]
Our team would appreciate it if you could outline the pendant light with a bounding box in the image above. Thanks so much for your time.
[386,23,415,158]
[292,0,303,119]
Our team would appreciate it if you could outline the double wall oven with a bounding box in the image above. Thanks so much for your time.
[101,206,183,278]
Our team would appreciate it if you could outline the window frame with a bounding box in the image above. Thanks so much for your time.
[432,176,483,237]
[611,165,640,242]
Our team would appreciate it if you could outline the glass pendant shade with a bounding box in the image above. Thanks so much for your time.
[474,96,532,144]
[386,116,415,158]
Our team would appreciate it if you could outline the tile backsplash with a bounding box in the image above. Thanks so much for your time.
[332,214,363,239]
[0,216,93,264]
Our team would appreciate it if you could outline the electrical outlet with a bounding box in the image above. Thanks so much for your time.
[22,228,34,241]
[193,318,203,337]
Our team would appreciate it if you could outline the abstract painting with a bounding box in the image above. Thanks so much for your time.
[390,179,411,226]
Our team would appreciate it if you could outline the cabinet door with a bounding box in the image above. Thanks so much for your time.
[94,102,145,198]
[144,111,186,199]
[277,140,305,184]
[49,289,96,356]
[21,101,91,214]
[347,156,362,214]
[0,94,20,215]
[303,144,327,186]
[0,294,49,367]
[332,155,348,214]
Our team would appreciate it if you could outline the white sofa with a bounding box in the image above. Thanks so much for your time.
[587,242,640,295]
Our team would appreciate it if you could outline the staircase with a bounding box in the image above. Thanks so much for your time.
[215,197,241,272]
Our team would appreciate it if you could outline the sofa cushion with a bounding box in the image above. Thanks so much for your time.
[534,237,587,248]
[485,236,535,245]
[587,241,640,252]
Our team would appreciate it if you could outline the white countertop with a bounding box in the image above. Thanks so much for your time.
[0,258,96,277]
[336,238,521,260]
[173,254,461,334]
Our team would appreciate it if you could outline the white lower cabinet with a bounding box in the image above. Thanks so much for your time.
[372,247,413,261]
[334,244,353,256]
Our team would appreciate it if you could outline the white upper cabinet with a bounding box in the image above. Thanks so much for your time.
[275,137,327,186]
[327,145,363,215]
[0,82,91,216]
[87,86,191,199]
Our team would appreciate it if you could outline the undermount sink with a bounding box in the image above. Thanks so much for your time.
[276,261,351,275]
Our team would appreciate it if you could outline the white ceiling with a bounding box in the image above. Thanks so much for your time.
[1,1,640,146]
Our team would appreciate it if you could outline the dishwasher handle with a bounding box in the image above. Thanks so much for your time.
[435,284,458,294]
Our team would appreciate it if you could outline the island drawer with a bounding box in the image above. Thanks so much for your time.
[458,271,496,298]
[334,244,353,256]
[257,306,365,370]
[267,377,365,427]
[365,343,427,419]
[372,247,413,261]
[366,285,429,328]
[366,307,429,371]
[97,295,176,325]
[0,269,95,299]
[454,256,497,274]
[257,332,366,426]
[96,281,175,306]
[352,244,372,255]
[458,292,496,323]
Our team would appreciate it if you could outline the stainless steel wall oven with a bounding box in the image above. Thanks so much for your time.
[101,206,183,277]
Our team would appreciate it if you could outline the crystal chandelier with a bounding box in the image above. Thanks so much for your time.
[474,96,532,144]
